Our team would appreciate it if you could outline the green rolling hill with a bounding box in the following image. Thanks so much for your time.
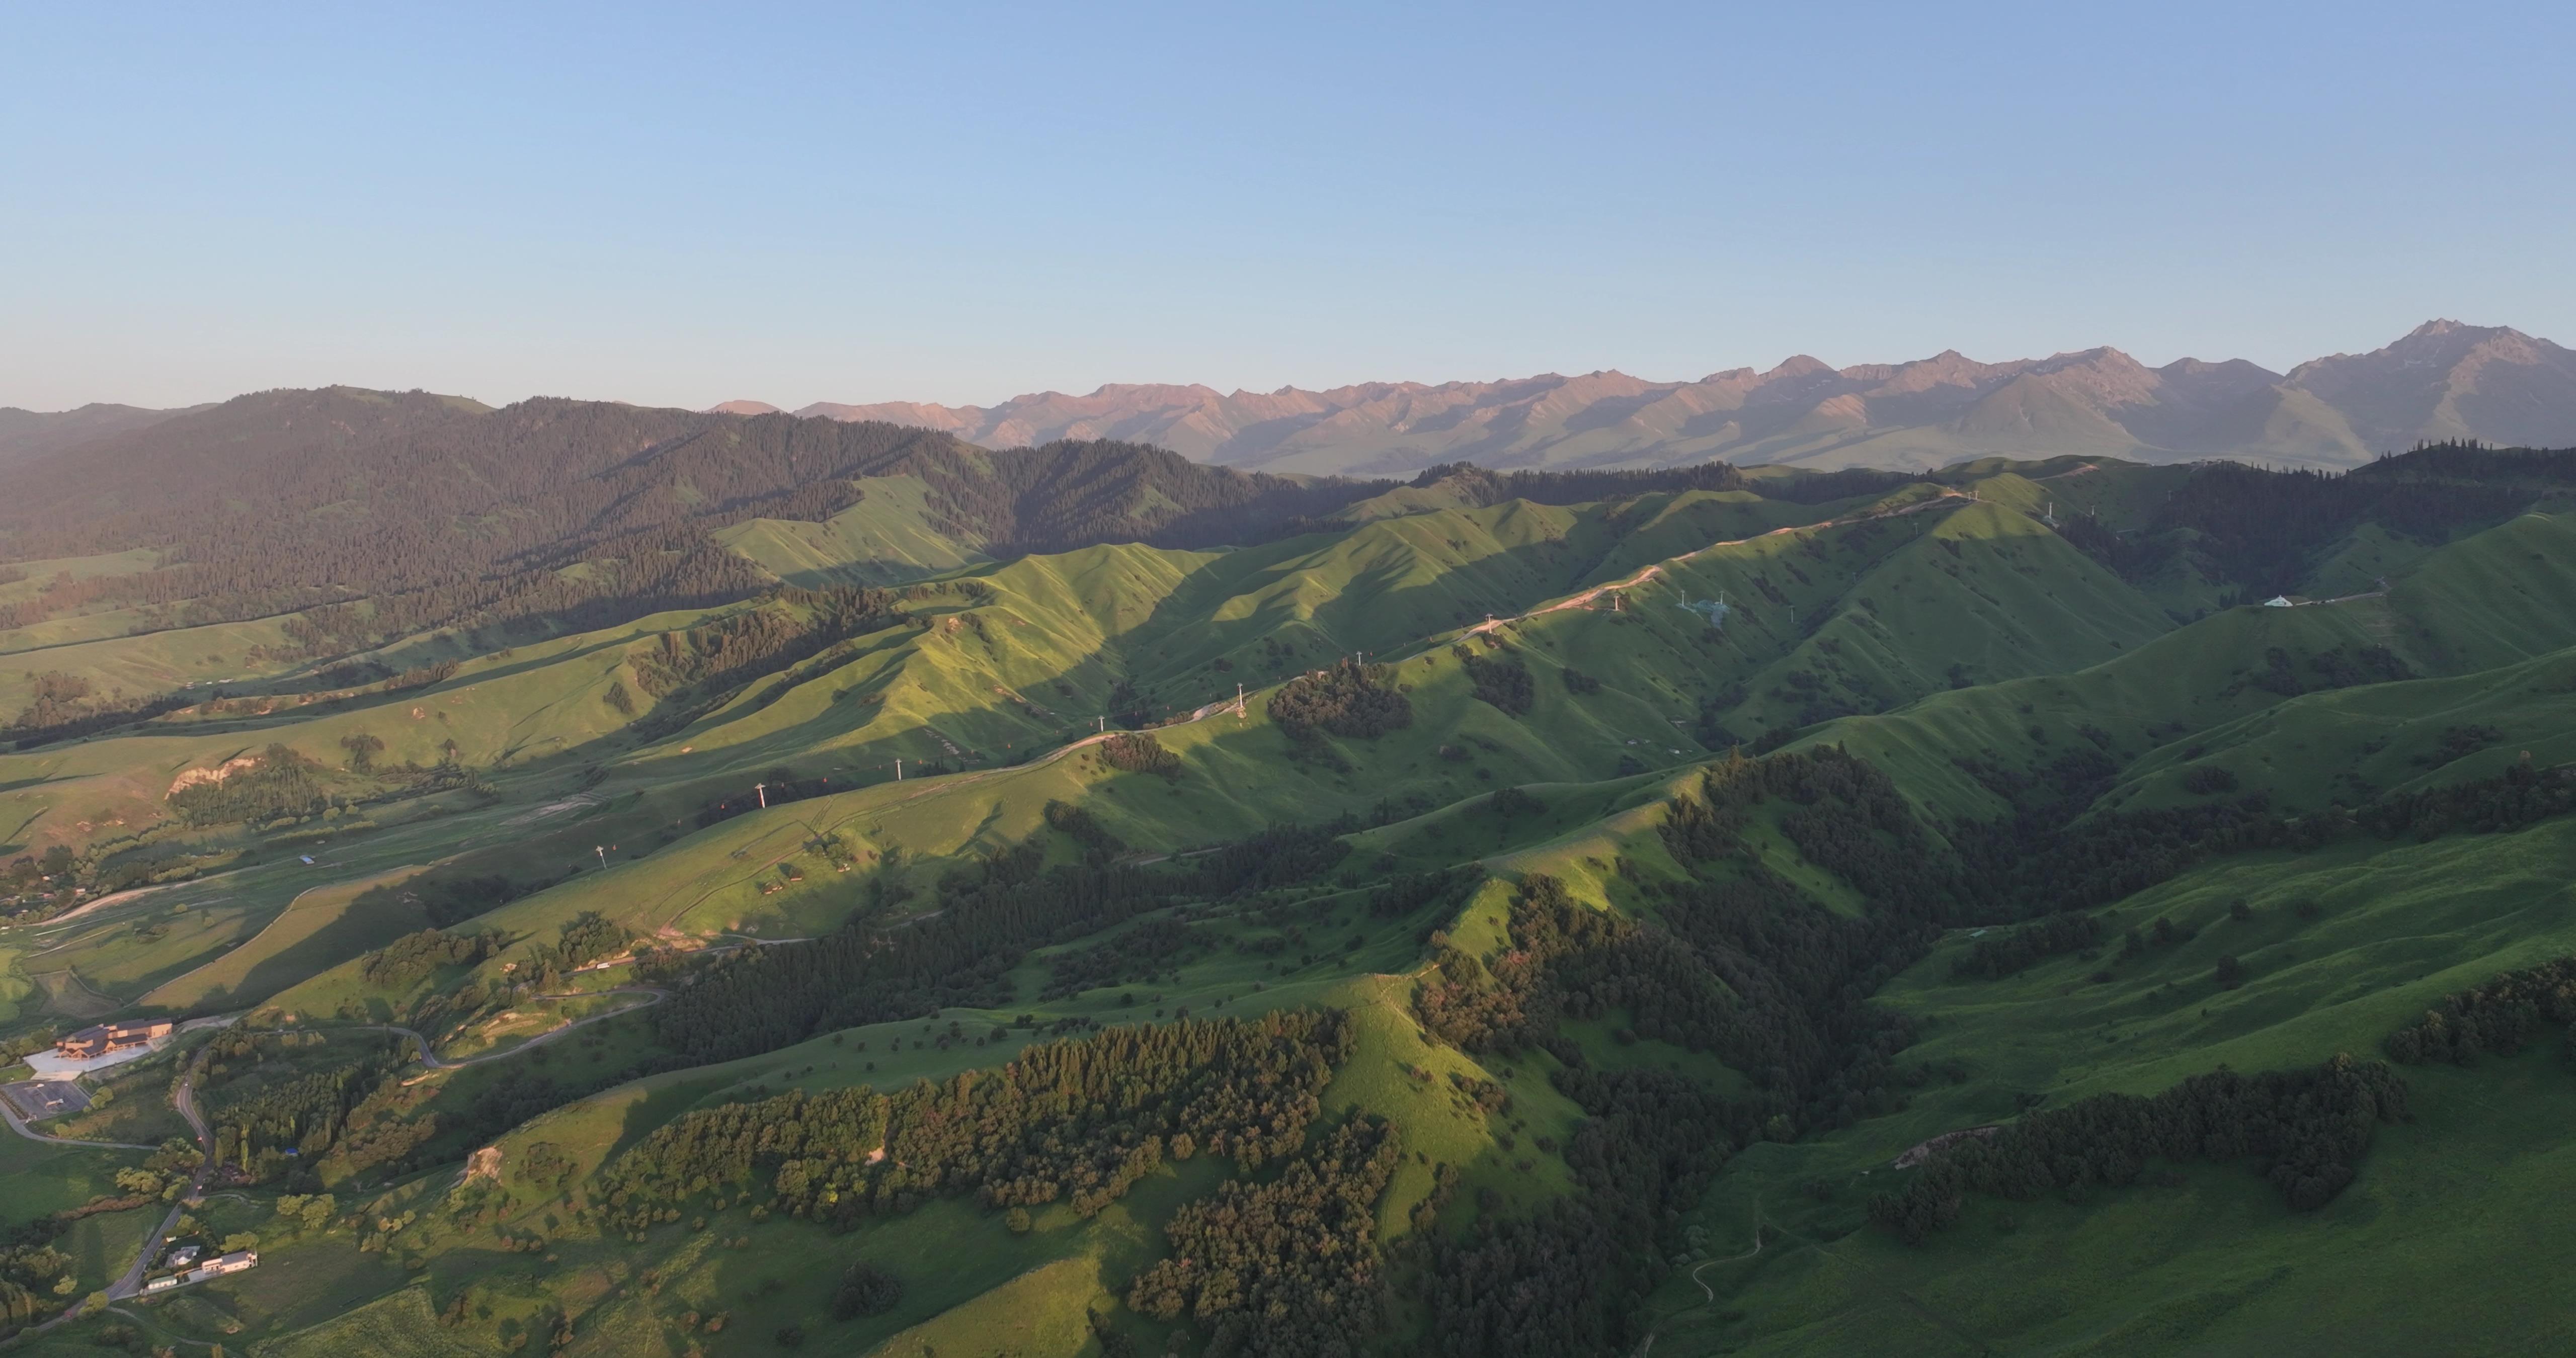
[0,401,2572,1356]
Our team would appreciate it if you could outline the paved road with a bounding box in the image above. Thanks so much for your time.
[106,1075,215,1302]
[19,1072,220,1335]
[0,1098,158,1152]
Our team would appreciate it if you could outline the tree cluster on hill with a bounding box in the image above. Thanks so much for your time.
[1266,659,1412,752]
[2360,754,2576,840]
[630,585,912,701]
[1098,730,1181,778]
[651,820,1345,1065]
[168,743,330,826]
[1178,821,1353,896]
[197,1031,413,1182]
[1946,749,2308,920]
[1040,919,1205,1001]
[2,670,196,749]
[1952,914,2102,981]
[1043,799,1128,865]
[597,1011,1350,1231]
[1426,1066,1749,1357]
[1867,1055,2411,1243]
[2051,512,2175,583]
[1126,1114,1402,1356]
[2383,955,2576,1066]
[2358,441,2576,487]
[651,853,1169,1064]
[2145,456,2542,596]
[1408,748,1992,1354]
[363,927,503,989]
[832,1261,904,1321]
[1453,644,1535,715]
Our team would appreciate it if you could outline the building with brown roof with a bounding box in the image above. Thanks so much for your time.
[53,1020,173,1060]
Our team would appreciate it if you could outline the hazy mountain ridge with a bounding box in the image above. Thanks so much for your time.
[758,321,2576,476]
[0,401,205,469]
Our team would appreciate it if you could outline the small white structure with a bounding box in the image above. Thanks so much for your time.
[2262,595,2295,607]
[163,1244,200,1268]
[143,1276,178,1294]
[179,1250,257,1284]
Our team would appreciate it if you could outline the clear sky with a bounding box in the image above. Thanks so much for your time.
[4,2,2569,412]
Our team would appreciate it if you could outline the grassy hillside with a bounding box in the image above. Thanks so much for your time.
[7,454,2576,1356]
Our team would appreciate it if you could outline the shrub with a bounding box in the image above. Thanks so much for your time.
[1099,731,1181,778]
[832,1262,904,1320]
[2182,766,2240,795]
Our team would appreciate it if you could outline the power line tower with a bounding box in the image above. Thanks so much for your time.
[1675,589,1729,629]
[754,782,768,809]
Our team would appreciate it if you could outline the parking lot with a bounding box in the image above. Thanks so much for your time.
[1,1080,91,1121]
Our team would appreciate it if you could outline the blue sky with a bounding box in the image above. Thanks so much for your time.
[4,2,2569,410]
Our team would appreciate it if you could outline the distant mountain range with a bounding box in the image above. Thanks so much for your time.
[724,320,2576,475]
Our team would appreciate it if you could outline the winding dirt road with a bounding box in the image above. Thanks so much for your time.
[363,985,665,1073]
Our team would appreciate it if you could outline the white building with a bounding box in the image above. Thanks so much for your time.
[179,1250,257,1284]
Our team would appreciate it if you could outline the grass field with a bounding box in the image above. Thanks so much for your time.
[140,864,433,1011]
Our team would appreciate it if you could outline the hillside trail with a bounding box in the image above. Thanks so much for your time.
[20,872,240,932]
[359,984,666,1075]
[1443,488,1970,653]
[1628,1195,1764,1357]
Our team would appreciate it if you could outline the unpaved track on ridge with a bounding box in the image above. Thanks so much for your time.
[1456,489,1969,651]
[637,488,1972,932]
[361,985,666,1073]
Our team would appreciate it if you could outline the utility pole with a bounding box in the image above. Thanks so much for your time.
[894,758,903,781]
[1236,683,1245,718]
[593,845,606,869]
[1097,715,1106,733]
[754,782,768,809]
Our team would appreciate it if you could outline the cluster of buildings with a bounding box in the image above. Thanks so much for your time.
[141,1248,256,1293]
[53,1020,173,1060]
